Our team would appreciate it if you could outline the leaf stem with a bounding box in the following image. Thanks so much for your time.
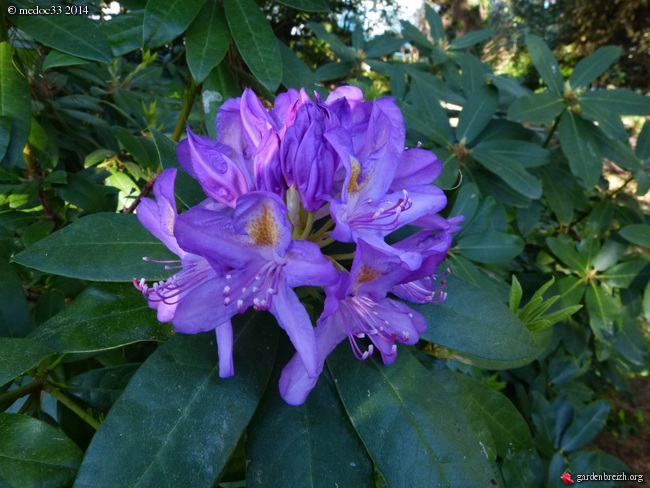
[298,212,315,240]
[0,378,44,406]
[171,79,198,144]
[41,382,101,430]
[542,112,563,148]
[329,252,356,261]
[308,219,335,241]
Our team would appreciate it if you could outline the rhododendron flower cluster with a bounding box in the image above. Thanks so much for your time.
[135,86,460,405]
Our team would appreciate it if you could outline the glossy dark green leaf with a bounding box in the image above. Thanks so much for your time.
[55,173,118,213]
[449,182,479,222]
[579,89,650,116]
[143,0,203,48]
[636,120,650,160]
[34,289,65,326]
[186,2,230,83]
[314,61,356,81]
[561,401,609,452]
[569,46,621,89]
[600,260,648,289]
[473,139,549,168]
[202,63,242,139]
[279,43,327,97]
[425,4,445,42]
[400,20,434,53]
[448,29,494,50]
[0,42,31,168]
[0,338,54,386]
[526,34,564,95]
[225,0,282,91]
[446,255,510,303]
[68,364,140,412]
[100,11,145,57]
[0,259,30,338]
[546,235,586,272]
[619,224,650,247]
[74,316,278,488]
[0,414,83,488]
[364,35,405,58]
[42,51,89,71]
[246,367,373,487]
[0,116,10,161]
[457,232,524,263]
[507,92,564,124]
[456,53,492,95]
[471,146,542,199]
[275,0,329,12]
[14,213,175,281]
[456,86,498,145]
[558,111,602,187]
[429,368,533,459]
[416,275,541,367]
[580,98,629,143]
[586,284,622,340]
[402,77,454,147]
[328,347,494,487]
[28,283,173,354]
[11,1,112,63]
[308,23,356,62]
[567,450,629,478]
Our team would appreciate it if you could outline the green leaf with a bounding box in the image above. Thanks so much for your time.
[619,224,650,247]
[279,43,327,98]
[448,29,494,50]
[364,35,405,58]
[561,401,609,452]
[275,0,329,12]
[11,2,111,62]
[400,20,434,54]
[0,414,83,488]
[68,364,139,412]
[55,172,118,213]
[416,275,541,367]
[42,51,89,71]
[328,347,494,487]
[246,367,373,487]
[586,284,622,340]
[224,0,282,92]
[0,259,30,338]
[313,61,356,81]
[13,213,176,281]
[449,182,479,222]
[579,98,629,143]
[456,86,498,145]
[569,46,621,89]
[471,145,542,199]
[429,368,533,459]
[100,11,145,57]
[579,89,650,116]
[526,34,564,95]
[507,92,564,124]
[509,276,523,314]
[202,63,242,139]
[308,23,356,62]
[186,2,231,83]
[472,139,549,168]
[457,232,524,263]
[0,42,31,168]
[636,120,650,160]
[74,315,278,488]
[28,283,173,354]
[0,116,10,161]
[0,338,54,386]
[546,235,586,272]
[558,111,602,187]
[143,0,204,48]
[600,260,648,288]
[402,78,454,147]
[424,4,445,42]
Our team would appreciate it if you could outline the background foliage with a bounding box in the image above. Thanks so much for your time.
[1,0,648,486]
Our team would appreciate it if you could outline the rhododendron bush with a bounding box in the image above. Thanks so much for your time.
[1,1,648,487]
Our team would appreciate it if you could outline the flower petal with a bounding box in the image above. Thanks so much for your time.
[172,278,232,333]
[215,322,234,377]
[390,147,443,191]
[279,316,346,405]
[283,240,340,288]
[270,285,318,378]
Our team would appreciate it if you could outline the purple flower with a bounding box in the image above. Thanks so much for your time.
[170,191,340,377]
[279,239,431,405]
[134,170,236,377]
